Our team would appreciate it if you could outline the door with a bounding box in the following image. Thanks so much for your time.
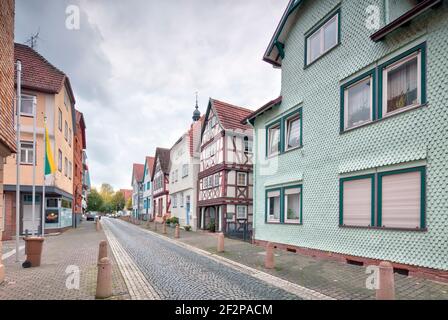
[186,196,191,226]
[22,194,41,235]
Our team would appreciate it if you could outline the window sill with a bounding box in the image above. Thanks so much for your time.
[340,103,428,134]
[265,145,303,160]
[339,224,427,232]
[284,221,302,225]
[266,221,281,224]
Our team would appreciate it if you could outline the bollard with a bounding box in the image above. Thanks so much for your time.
[96,257,112,299]
[376,261,395,300]
[265,242,275,269]
[217,232,224,253]
[163,222,167,234]
[98,240,108,262]
[154,221,157,231]
[175,224,180,238]
[96,220,101,232]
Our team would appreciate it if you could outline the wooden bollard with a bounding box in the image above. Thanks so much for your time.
[98,240,108,262]
[175,224,180,238]
[376,261,395,300]
[163,222,167,234]
[96,257,112,299]
[265,242,275,269]
[217,232,224,253]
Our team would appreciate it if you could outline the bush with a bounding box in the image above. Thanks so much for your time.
[165,217,172,224]
[170,217,179,225]
[207,222,216,232]
[184,225,192,232]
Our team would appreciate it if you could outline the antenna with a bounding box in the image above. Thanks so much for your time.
[25,28,41,50]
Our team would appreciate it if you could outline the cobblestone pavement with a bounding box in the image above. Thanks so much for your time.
[136,221,448,300]
[0,221,129,300]
[102,218,303,300]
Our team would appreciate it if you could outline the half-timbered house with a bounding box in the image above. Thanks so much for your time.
[197,99,254,241]
[152,147,171,223]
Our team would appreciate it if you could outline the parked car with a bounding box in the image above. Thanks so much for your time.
[86,212,96,221]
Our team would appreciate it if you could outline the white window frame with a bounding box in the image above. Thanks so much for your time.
[306,13,339,65]
[267,191,281,223]
[214,173,220,186]
[64,121,68,141]
[284,188,301,224]
[20,94,36,117]
[244,137,253,154]
[237,172,247,186]
[285,114,301,151]
[382,51,421,117]
[268,124,280,157]
[236,205,247,220]
[344,76,373,130]
[182,164,189,178]
[20,142,34,164]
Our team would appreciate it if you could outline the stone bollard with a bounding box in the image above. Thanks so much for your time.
[98,240,108,262]
[217,232,224,253]
[96,219,101,232]
[163,222,167,234]
[175,224,180,238]
[376,261,395,300]
[96,257,112,299]
[265,242,275,269]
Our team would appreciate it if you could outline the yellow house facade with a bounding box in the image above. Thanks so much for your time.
[1,43,76,238]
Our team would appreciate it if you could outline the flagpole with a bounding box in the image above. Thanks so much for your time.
[32,97,37,236]
[42,117,47,237]
[15,60,22,262]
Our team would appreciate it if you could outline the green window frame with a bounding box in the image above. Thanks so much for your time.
[265,184,303,225]
[339,174,375,227]
[339,166,426,230]
[265,108,302,158]
[304,8,341,67]
[340,42,426,132]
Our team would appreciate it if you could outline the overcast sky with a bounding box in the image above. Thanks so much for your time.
[15,0,286,190]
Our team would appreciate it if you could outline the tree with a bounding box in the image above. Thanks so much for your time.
[111,191,126,212]
[126,197,133,211]
[87,188,103,212]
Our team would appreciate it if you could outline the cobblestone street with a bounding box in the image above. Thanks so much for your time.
[102,218,310,300]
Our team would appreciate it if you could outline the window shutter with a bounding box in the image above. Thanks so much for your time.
[342,178,372,226]
[381,171,421,229]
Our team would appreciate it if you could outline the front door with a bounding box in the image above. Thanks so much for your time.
[22,194,41,235]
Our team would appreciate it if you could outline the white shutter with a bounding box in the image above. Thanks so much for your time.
[381,171,421,229]
[343,178,372,226]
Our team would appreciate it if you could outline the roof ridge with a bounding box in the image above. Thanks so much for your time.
[211,98,253,113]
[15,43,66,78]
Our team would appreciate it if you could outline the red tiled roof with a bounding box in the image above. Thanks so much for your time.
[14,43,76,104]
[132,163,144,183]
[152,148,170,179]
[241,96,282,125]
[145,156,155,178]
[211,99,253,131]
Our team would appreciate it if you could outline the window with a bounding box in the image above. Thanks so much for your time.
[182,164,189,178]
[180,192,184,207]
[267,123,280,156]
[236,206,247,220]
[237,172,247,186]
[244,136,253,154]
[306,12,339,65]
[284,187,301,223]
[64,157,68,176]
[68,129,72,146]
[340,175,374,227]
[267,190,281,222]
[69,161,72,179]
[20,142,34,164]
[343,74,373,130]
[382,51,421,116]
[172,194,177,208]
[208,176,213,188]
[285,114,301,150]
[58,109,62,131]
[214,173,220,186]
[64,121,68,141]
[147,181,150,190]
[64,91,70,109]
[340,166,425,230]
[378,167,425,229]
[58,149,62,171]
[203,177,208,189]
[20,95,35,116]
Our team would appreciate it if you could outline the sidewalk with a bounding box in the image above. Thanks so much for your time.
[138,221,448,300]
[0,221,129,300]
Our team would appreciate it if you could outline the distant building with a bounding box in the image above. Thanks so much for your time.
[3,43,76,238]
[73,110,86,227]
[131,163,144,221]
[151,147,170,223]
[197,99,253,241]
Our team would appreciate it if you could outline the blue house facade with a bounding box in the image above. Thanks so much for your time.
[244,0,448,278]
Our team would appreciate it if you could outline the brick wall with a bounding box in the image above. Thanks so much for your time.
[73,120,84,215]
[0,0,17,154]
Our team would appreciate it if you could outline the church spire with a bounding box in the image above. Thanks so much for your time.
[192,91,201,122]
